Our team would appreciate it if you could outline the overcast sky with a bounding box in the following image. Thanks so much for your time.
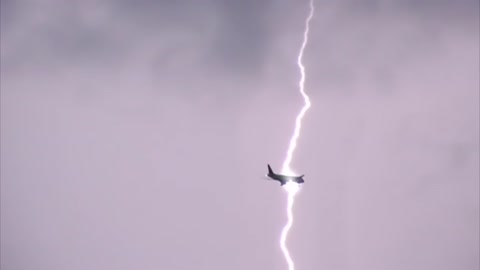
[1,0,479,269]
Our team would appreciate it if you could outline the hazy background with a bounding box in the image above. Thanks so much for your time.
[1,0,479,269]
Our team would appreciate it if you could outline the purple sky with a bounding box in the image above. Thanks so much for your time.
[1,0,479,269]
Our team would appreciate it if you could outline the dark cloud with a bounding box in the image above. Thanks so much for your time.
[207,0,272,74]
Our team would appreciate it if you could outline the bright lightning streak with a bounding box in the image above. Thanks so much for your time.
[280,182,300,269]
[279,1,315,270]
[282,0,315,176]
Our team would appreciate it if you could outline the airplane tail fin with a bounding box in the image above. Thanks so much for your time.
[267,164,274,175]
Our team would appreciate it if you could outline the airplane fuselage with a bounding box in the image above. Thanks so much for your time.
[266,164,305,186]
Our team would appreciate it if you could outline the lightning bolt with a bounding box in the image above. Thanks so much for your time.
[279,1,315,270]
[279,182,300,270]
[282,0,315,177]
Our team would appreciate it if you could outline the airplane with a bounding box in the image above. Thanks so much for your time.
[266,164,305,186]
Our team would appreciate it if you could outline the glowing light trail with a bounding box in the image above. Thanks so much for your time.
[279,1,315,270]
[282,0,315,176]
[279,182,300,270]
